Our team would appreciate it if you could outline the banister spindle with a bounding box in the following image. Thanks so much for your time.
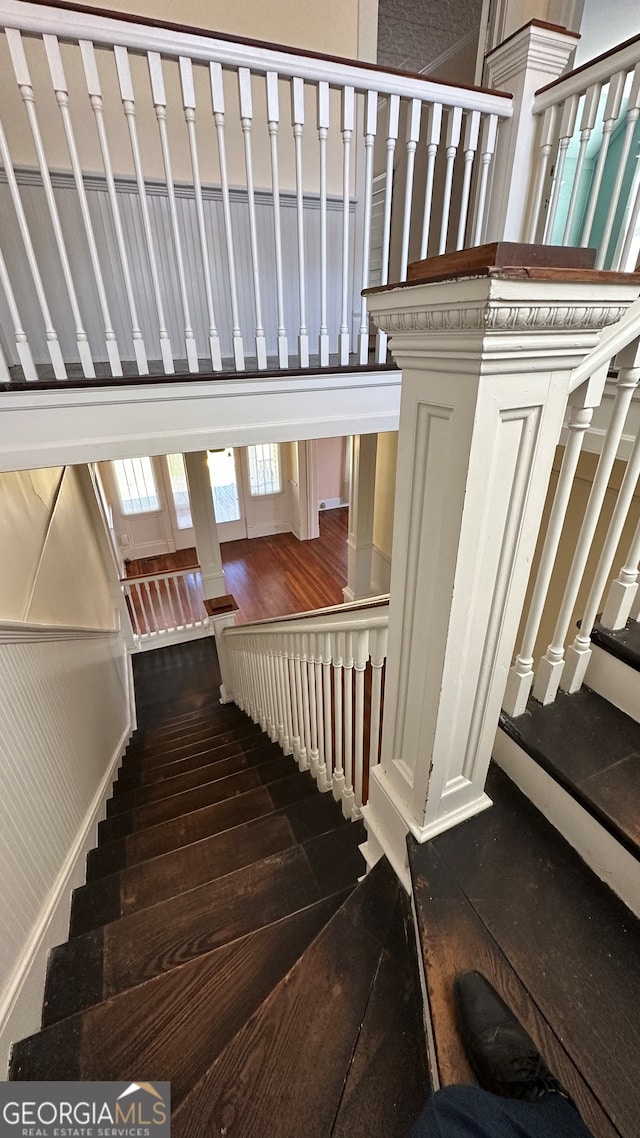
[44,35,122,378]
[114,45,174,374]
[291,77,309,366]
[322,631,333,791]
[601,515,640,630]
[400,98,422,279]
[238,67,267,369]
[210,61,245,370]
[178,56,222,371]
[287,633,302,766]
[597,65,640,269]
[332,630,345,800]
[0,339,10,383]
[353,628,369,816]
[419,102,443,259]
[80,40,149,376]
[472,113,498,246]
[313,634,328,789]
[266,71,289,368]
[526,105,558,242]
[306,633,320,775]
[148,52,199,373]
[6,29,94,378]
[368,625,387,772]
[278,635,293,753]
[317,81,330,366]
[543,95,579,242]
[342,631,355,818]
[0,242,36,380]
[561,83,601,244]
[339,85,355,365]
[358,90,378,365]
[456,109,480,250]
[580,72,626,247]
[439,105,462,255]
[299,633,312,771]
[376,94,399,362]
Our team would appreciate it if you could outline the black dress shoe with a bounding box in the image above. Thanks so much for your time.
[454,970,576,1107]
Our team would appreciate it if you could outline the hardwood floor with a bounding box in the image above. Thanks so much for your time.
[125,508,349,625]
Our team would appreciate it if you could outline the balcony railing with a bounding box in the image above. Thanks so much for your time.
[122,565,208,649]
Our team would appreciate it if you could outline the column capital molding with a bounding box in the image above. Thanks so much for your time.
[485,21,579,88]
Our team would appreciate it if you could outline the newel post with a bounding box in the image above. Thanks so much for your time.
[361,245,639,888]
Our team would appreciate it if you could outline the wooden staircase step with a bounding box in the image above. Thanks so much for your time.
[46,825,365,1023]
[121,723,262,770]
[124,710,255,759]
[11,894,349,1099]
[72,794,351,936]
[108,742,281,817]
[99,754,294,843]
[410,764,640,1138]
[171,856,397,1138]
[125,705,250,748]
[114,730,272,791]
[87,771,322,881]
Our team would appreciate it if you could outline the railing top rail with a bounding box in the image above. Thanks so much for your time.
[231,595,390,630]
[534,30,640,112]
[0,0,513,115]
[224,601,389,638]
[569,295,640,392]
[122,565,201,584]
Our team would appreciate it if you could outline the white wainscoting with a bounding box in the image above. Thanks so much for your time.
[0,626,132,1074]
[371,543,392,595]
[0,168,357,368]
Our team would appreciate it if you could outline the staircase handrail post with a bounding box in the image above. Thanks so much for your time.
[210,609,238,704]
[481,21,579,243]
[362,249,640,889]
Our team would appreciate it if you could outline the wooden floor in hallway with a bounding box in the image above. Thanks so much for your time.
[125,507,349,625]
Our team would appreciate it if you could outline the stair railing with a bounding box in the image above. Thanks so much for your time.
[122,565,208,649]
[222,600,389,819]
[0,0,511,384]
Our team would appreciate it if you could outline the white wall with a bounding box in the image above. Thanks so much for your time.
[0,465,132,1075]
[372,430,397,593]
[317,435,347,509]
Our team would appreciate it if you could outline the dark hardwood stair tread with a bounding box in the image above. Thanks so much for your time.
[592,617,640,674]
[13,895,349,1099]
[121,723,262,770]
[124,712,256,759]
[172,857,398,1138]
[125,705,251,748]
[113,732,276,793]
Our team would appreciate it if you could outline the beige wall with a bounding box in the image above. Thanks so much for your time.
[317,436,347,505]
[0,466,118,629]
[373,430,398,558]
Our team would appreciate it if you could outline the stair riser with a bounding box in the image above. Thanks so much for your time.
[584,644,640,725]
[121,727,262,770]
[125,712,253,758]
[112,733,273,793]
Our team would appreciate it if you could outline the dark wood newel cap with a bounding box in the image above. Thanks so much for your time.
[364,243,640,293]
[204,594,238,618]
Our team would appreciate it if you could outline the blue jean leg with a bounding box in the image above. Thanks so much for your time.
[408,1085,596,1138]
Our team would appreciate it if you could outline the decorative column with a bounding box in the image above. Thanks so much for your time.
[184,450,227,598]
[361,245,639,889]
[343,433,378,602]
[482,21,578,243]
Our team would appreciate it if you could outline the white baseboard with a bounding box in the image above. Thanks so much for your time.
[0,715,133,1076]
[585,643,640,724]
[318,499,347,511]
[246,520,291,539]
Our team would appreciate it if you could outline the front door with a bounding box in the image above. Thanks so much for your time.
[207,447,248,541]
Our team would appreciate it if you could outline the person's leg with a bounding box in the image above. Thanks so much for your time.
[409,1084,595,1138]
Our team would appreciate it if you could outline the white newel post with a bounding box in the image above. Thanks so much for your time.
[482,21,578,243]
[343,433,378,602]
[209,609,238,704]
[184,450,227,598]
[361,255,639,889]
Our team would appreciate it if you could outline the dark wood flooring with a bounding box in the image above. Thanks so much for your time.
[9,637,429,1136]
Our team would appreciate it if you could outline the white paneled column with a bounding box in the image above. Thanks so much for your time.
[184,451,226,598]
[343,434,378,602]
[362,257,639,887]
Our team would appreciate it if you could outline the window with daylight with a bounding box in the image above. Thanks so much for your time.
[207,448,241,523]
[113,457,159,515]
[248,443,282,496]
[166,454,192,529]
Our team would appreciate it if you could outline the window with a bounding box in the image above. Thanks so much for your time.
[113,457,159,515]
[208,448,241,523]
[166,453,192,529]
[248,443,282,496]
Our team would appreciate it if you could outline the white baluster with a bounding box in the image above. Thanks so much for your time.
[277,637,292,753]
[238,68,267,369]
[601,516,640,630]
[358,91,378,365]
[210,63,244,370]
[597,65,640,269]
[543,95,579,243]
[287,633,302,764]
[317,81,330,366]
[299,634,312,771]
[580,72,626,247]
[291,77,309,366]
[439,106,463,255]
[376,94,399,362]
[456,110,480,250]
[178,56,222,371]
[80,41,148,376]
[503,389,598,716]
[291,636,306,768]
[525,105,558,243]
[255,638,269,729]
[148,53,199,373]
[0,243,36,380]
[562,84,601,244]
[141,581,156,636]
[307,633,320,777]
[339,85,355,365]
[342,631,355,819]
[124,584,141,639]
[314,637,328,789]
[472,114,498,246]
[266,72,288,368]
[419,103,443,259]
[353,629,369,816]
[322,631,333,791]
[332,630,345,802]
[155,574,173,631]
[368,625,387,773]
[6,30,94,378]
[0,337,11,383]
[534,347,640,705]
[400,99,422,280]
[44,36,122,377]
[114,46,174,374]
[267,648,280,741]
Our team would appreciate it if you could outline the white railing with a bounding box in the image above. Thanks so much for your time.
[223,601,388,819]
[503,318,640,717]
[526,33,640,269]
[0,0,511,383]
[122,565,208,649]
